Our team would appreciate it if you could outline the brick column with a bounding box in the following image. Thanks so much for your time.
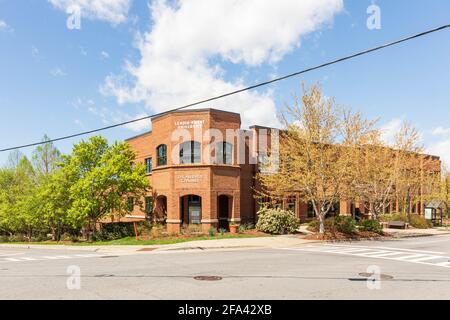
[166,194,181,234]
[202,191,218,232]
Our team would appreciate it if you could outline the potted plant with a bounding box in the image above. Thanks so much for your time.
[229,223,239,234]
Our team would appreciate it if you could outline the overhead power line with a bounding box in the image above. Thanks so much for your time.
[1,24,449,153]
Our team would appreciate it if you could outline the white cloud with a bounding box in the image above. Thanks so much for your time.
[80,46,88,56]
[50,67,67,77]
[380,117,403,145]
[0,20,13,33]
[48,0,131,24]
[101,0,343,129]
[428,139,450,167]
[432,126,450,136]
[31,45,40,58]
[88,105,150,132]
[100,50,110,59]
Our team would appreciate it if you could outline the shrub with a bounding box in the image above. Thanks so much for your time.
[333,216,357,234]
[181,224,203,235]
[218,228,227,235]
[359,220,383,234]
[238,223,255,233]
[208,227,216,237]
[256,207,300,235]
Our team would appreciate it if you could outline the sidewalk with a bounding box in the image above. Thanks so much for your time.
[383,227,450,238]
[1,228,448,254]
[0,236,315,255]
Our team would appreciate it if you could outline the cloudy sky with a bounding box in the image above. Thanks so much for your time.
[0,0,449,164]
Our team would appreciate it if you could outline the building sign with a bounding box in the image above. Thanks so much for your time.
[179,174,203,184]
[424,208,433,220]
[175,120,205,129]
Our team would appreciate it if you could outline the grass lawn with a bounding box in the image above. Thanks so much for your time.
[1,232,270,246]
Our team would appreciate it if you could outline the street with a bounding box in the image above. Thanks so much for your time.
[0,235,449,300]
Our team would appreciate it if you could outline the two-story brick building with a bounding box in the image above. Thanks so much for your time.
[109,108,441,233]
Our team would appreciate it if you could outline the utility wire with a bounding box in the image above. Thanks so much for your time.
[1,24,449,153]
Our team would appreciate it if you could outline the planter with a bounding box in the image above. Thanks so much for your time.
[229,225,239,234]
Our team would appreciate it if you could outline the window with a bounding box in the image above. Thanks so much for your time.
[287,202,296,214]
[145,197,153,214]
[156,145,167,166]
[216,142,233,165]
[307,201,316,218]
[127,197,135,211]
[145,158,152,174]
[179,141,201,164]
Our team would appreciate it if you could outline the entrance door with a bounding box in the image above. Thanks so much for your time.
[218,195,230,230]
[188,195,201,224]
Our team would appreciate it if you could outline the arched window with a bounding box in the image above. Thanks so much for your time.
[156,144,167,166]
[216,142,232,165]
[179,141,201,164]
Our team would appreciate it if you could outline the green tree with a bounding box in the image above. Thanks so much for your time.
[34,169,72,240]
[62,136,150,238]
[32,135,61,177]
[0,157,39,240]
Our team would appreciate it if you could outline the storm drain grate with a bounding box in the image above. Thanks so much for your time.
[137,248,156,252]
[100,256,119,259]
[194,276,223,281]
[358,272,394,280]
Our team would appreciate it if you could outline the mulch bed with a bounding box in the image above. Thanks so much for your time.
[305,230,387,241]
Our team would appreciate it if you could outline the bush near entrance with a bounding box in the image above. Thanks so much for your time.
[256,207,300,235]
[358,220,383,234]
[308,216,358,235]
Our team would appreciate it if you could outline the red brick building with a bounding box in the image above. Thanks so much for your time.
[111,108,441,232]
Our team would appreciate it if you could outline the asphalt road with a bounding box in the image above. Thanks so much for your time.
[0,235,449,300]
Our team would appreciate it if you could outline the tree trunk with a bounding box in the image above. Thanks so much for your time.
[319,214,325,234]
[50,226,56,241]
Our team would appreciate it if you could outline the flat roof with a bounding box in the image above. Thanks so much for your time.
[151,108,241,120]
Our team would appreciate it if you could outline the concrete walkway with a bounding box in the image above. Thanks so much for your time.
[0,236,315,254]
[383,227,450,237]
[1,228,448,254]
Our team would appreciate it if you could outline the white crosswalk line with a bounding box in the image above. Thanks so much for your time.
[371,251,405,258]
[20,257,37,261]
[0,253,105,263]
[325,248,373,254]
[391,254,427,261]
[281,245,450,269]
[5,258,21,262]
[408,255,443,262]
[354,250,391,256]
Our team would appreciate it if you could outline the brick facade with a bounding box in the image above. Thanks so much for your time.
[108,108,441,231]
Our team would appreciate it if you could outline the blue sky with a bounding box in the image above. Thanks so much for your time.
[0,0,449,165]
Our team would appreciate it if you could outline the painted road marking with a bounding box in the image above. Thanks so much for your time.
[282,245,450,268]
[0,253,104,263]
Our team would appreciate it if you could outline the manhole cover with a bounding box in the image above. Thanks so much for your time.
[194,276,223,281]
[358,272,394,280]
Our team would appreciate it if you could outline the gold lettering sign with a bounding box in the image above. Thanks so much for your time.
[175,120,205,129]
[179,174,203,183]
